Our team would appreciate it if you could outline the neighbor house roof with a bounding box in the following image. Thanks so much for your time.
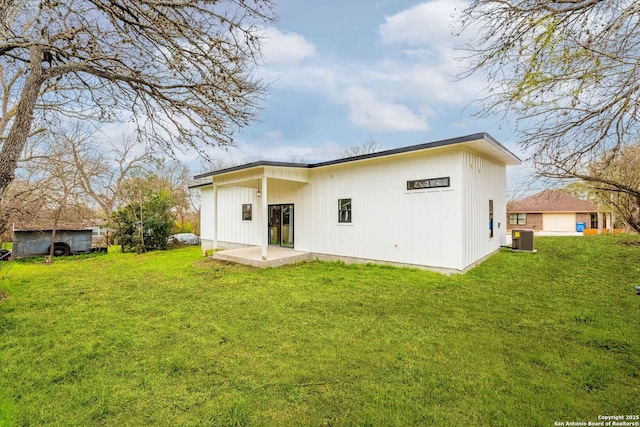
[193,132,521,182]
[509,189,596,213]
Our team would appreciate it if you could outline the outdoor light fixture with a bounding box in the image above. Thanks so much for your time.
[256,190,262,197]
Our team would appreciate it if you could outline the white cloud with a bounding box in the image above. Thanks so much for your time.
[251,2,484,139]
[371,1,488,112]
[266,130,283,140]
[342,85,428,132]
[260,27,316,66]
[378,0,467,49]
[403,63,482,105]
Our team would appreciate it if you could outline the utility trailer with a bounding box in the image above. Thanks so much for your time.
[12,229,93,258]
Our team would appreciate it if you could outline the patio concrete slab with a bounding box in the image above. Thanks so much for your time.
[210,246,313,268]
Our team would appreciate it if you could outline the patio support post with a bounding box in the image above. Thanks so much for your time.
[261,176,268,260]
[213,183,218,251]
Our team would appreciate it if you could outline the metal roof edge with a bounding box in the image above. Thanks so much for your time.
[309,132,492,168]
[480,132,522,164]
[194,160,310,179]
[192,133,522,179]
[188,181,214,189]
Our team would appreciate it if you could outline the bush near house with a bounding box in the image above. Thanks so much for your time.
[111,190,175,253]
[0,236,638,425]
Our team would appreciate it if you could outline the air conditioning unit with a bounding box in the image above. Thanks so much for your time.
[512,229,534,251]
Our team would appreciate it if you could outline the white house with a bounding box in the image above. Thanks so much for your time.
[193,133,521,273]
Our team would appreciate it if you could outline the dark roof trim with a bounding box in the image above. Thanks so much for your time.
[194,133,521,180]
[194,161,308,180]
[188,181,215,189]
[311,132,520,168]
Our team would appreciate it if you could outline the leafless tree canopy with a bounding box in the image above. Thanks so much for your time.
[0,0,275,200]
[458,0,640,174]
[586,144,640,232]
[2,127,96,235]
[339,139,380,159]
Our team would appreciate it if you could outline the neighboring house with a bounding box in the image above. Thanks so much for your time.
[193,133,521,273]
[507,189,608,233]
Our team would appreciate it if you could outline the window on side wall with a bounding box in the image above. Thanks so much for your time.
[242,203,252,221]
[489,199,494,238]
[338,198,352,223]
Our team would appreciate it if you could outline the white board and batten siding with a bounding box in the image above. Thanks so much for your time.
[297,147,465,270]
[460,150,508,269]
[200,185,263,249]
[194,133,520,272]
[199,166,310,250]
[199,185,216,250]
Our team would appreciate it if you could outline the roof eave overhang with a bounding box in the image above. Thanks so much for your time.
[192,133,522,183]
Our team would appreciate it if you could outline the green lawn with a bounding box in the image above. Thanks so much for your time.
[0,236,638,426]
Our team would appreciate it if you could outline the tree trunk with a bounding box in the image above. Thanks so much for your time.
[0,46,45,202]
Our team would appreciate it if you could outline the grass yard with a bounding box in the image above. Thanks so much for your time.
[0,236,639,426]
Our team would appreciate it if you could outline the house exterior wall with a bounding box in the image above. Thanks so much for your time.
[200,185,265,250]
[527,213,543,230]
[216,186,264,246]
[460,150,507,269]
[199,186,215,250]
[295,147,465,270]
[506,213,542,231]
[576,213,592,228]
[198,145,511,272]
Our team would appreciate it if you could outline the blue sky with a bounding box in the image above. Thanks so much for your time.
[202,0,524,175]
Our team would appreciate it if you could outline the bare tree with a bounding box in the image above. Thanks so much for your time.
[25,131,94,217]
[0,178,45,242]
[458,0,640,232]
[4,129,93,258]
[0,0,14,37]
[21,123,153,214]
[340,139,380,159]
[66,129,153,218]
[458,1,640,172]
[584,145,640,232]
[0,0,275,204]
[0,123,158,247]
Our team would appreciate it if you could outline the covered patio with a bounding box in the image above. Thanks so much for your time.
[199,162,311,262]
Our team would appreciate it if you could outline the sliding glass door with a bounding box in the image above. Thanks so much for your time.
[268,204,294,248]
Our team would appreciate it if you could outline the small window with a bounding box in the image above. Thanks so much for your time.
[242,203,252,221]
[509,213,527,225]
[338,198,352,223]
[590,213,598,229]
[407,177,450,190]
